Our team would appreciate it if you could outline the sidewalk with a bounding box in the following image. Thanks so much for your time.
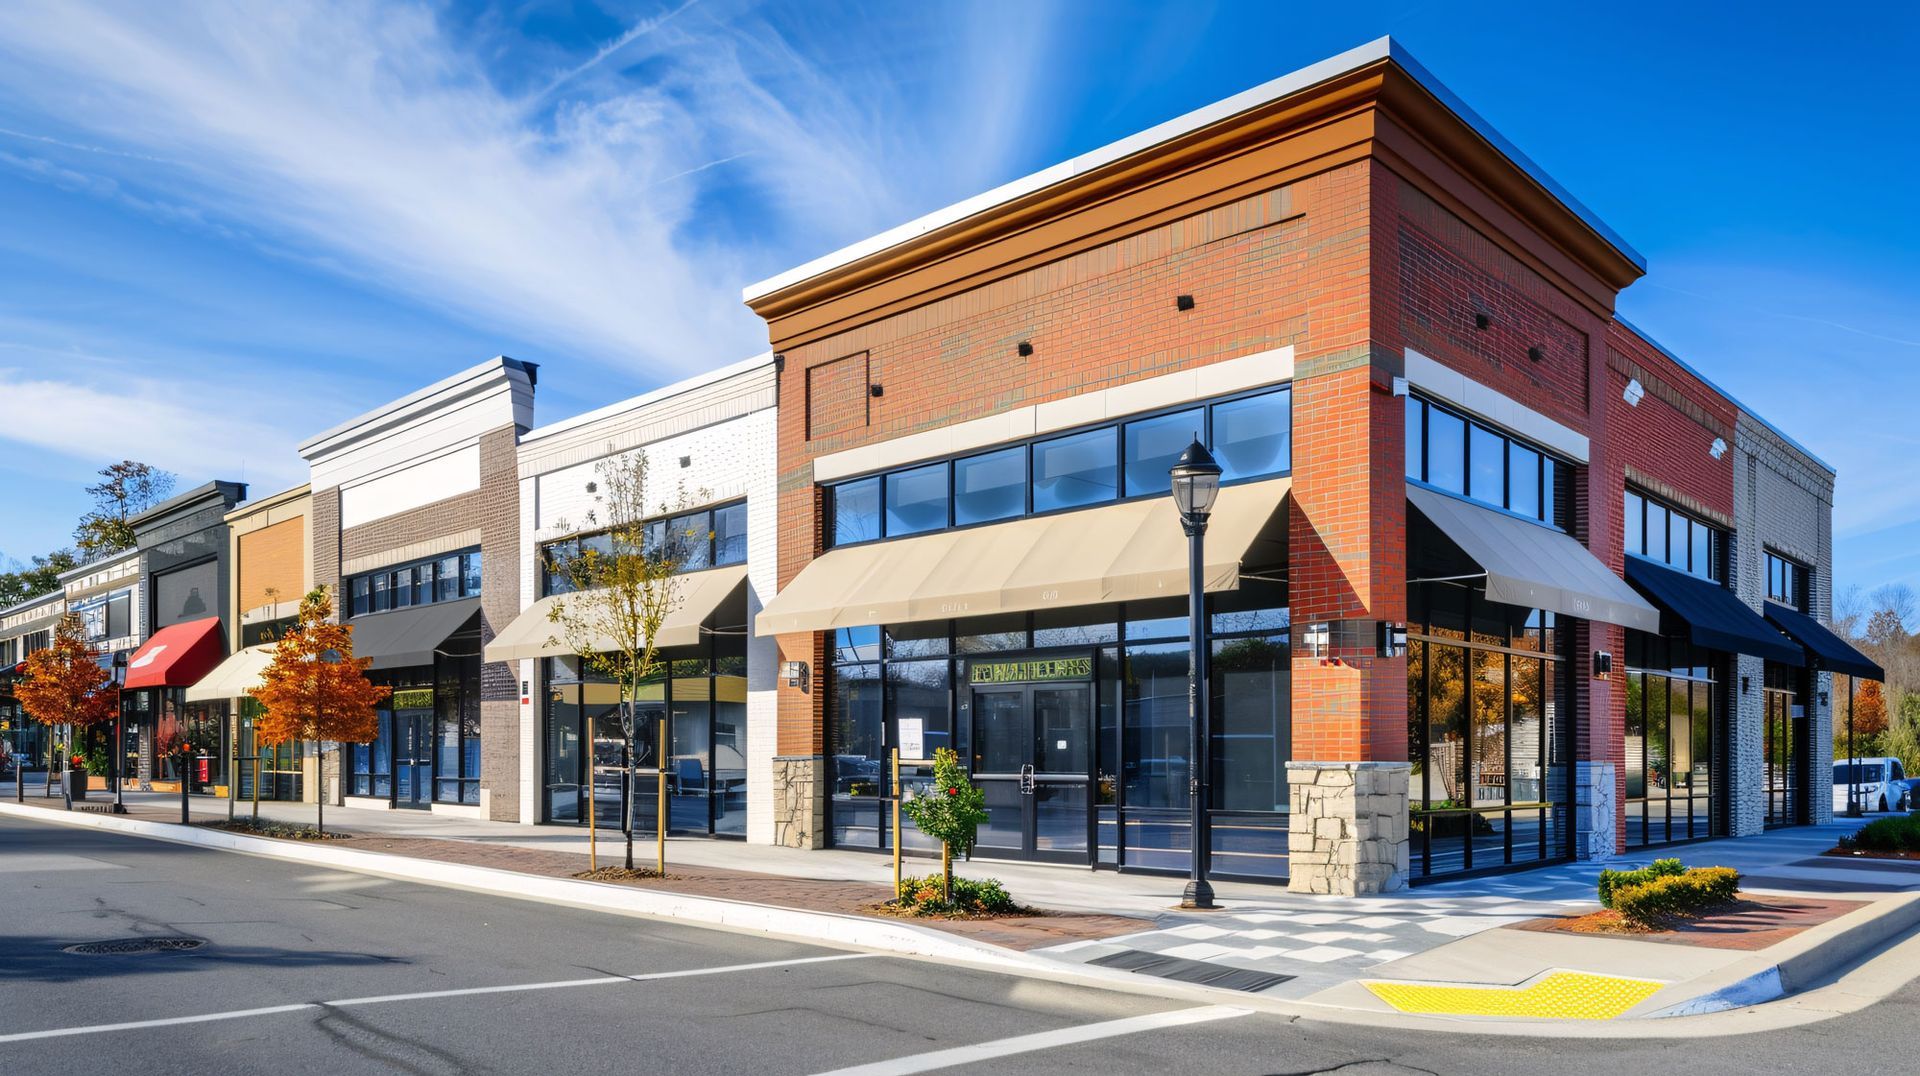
[7,781,1916,1024]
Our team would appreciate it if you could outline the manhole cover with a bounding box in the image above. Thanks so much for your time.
[64,937,206,955]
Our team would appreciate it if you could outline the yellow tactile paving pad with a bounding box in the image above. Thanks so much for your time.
[1365,970,1666,1020]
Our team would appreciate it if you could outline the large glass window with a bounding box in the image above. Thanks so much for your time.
[823,387,1291,547]
[1406,396,1566,526]
[348,549,482,618]
[1624,631,1719,847]
[541,500,749,595]
[1034,428,1118,512]
[954,447,1026,525]
[825,588,1290,880]
[1214,392,1291,482]
[885,463,949,536]
[1624,489,1723,582]
[1408,581,1571,879]
[1767,552,1807,610]
[1123,409,1203,497]
[832,479,881,545]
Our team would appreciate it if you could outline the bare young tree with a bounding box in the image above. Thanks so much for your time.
[1871,583,1917,633]
[544,449,701,873]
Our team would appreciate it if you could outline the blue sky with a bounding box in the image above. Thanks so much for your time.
[0,1,1915,602]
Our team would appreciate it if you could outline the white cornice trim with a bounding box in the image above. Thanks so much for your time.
[1404,349,1589,463]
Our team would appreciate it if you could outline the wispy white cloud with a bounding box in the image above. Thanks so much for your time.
[0,0,1062,381]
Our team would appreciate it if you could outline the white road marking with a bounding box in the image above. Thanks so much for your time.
[0,953,875,1043]
[805,1004,1254,1076]
[0,1005,320,1044]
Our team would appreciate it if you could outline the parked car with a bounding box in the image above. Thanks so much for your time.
[1833,757,1909,813]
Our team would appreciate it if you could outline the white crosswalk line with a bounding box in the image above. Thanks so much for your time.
[805,1004,1253,1076]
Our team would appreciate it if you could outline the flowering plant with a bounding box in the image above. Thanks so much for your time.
[900,748,989,902]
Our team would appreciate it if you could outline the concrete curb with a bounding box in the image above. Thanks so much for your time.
[1641,890,1920,1017]
[0,801,1041,971]
[14,800,1920,1038]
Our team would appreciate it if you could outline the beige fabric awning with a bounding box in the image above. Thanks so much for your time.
[1408,484,1660,633]
[756,478,1290,636]
[484,564,748,663]
[184,644,276,703]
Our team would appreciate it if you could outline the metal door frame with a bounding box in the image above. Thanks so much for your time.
[968,681,1094,864]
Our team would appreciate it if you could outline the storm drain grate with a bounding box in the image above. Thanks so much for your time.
[1088,948,1293,992]
[64,937,206,955]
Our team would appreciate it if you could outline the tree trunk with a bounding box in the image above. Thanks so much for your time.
[180,771,189,825]
[941,841,952,904]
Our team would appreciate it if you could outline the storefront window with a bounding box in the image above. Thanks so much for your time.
[831,478,881,545]
[830,662,883,848]
[1409,580,1571,879]
[1624,631,1718,846]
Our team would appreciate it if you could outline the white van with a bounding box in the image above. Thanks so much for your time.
[1833,756,1909,814]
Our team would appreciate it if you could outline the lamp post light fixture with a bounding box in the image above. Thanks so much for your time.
[111,652,129,815]
[1171,440,1222,910]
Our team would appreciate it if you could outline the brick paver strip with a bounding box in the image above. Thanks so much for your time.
[14,797,1149,951]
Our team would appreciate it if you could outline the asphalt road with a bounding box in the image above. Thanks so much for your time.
[2,811,1918,1075]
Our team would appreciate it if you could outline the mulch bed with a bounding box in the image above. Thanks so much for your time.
[1511,895,1866,950]
[1825,847,1920,862]
[200,819,351,841]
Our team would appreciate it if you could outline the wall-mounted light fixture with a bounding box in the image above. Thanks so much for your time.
[1528,346,1545,363]
[1474,312,1491,331]
[1017,341,1033,357]
[1742,675,1751,695]
[1391,375,1410,397]
[1175,294,1196,312]
[779,661,810,690]
[1709,437,1728,460]
[1622,379,1645,407]
[678,455,691,468]
[1819,691,1830,708]
[1592,651,1613,679]
[585,480,598,493]
[868,383,884,398]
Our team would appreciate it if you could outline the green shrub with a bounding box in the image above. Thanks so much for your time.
[894,873,1017,917]
[1837,814,1920,853]
[1612,867,1741,928]
[1597,857,1684,908]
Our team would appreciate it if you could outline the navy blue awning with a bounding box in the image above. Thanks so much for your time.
[1624,558,1803,665]
[1764,603,1883,681]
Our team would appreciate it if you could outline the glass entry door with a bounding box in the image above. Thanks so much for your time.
[393,708,433,809]
[1763,688,1797,826]
[969,685,1092,863]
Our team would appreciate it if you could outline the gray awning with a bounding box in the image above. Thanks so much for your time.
[347,598,482,671]
[1408,485,1660,633]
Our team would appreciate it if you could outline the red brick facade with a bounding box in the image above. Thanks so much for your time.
[747,53,1746,860]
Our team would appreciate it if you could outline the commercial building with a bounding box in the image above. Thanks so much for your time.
[60,549,143,787]
[0,589,67,772]
[299,357,534,818]
[186,483,315,803]
[486,355,779,841]
[742,37,1872,892]
[122,480,247,793]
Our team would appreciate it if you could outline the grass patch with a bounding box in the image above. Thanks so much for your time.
[1837,813,1920,854]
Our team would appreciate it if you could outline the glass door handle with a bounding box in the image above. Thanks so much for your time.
[1019,764,1035,796]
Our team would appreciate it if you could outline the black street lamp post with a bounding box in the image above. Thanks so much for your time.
[1171,441,1222,911]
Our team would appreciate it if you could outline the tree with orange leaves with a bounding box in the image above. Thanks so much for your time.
[17,614,119,801]
[249,587,389,835]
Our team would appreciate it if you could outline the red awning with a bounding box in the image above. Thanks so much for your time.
[123,618,226,690]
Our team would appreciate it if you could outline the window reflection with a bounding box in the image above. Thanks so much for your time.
[1034,428,1117,511]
